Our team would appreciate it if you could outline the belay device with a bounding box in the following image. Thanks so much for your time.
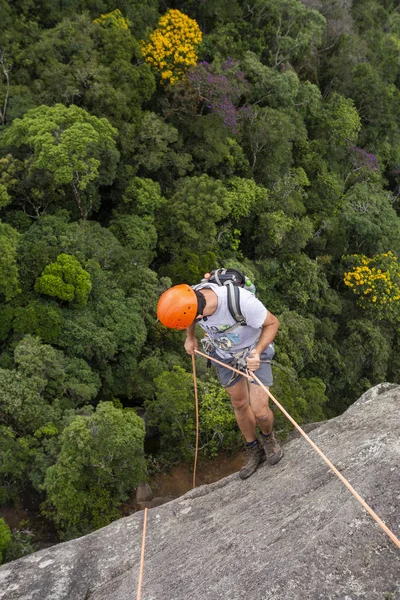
[198,268,256,325]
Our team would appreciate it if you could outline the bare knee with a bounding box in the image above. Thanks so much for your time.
[229,394,249,412]
[226,380,249,410]
[253,407,272,422]
[249,385,272,421]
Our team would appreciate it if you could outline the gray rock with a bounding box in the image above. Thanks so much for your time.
[135,482,153,503]
[136,496,175,511]
[1,382,399,600]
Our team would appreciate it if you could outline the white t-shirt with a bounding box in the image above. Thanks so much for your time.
[195,283,267,358]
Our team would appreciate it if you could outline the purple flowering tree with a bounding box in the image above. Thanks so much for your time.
[186,59,251,133]
[352,147,379,172]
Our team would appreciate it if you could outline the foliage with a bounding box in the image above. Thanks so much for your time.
[145,367,240,461]
[43,402,146,539]
[2,521,37,563]
[145,366,196,460]
[272,364,327,435]
[1,104,119,218]
[1,0,400,545]
[343,251,400,321]
[141,9,202,85]
[35,254,92,306]
[0,426,31,503]
[13,300,63,344]
[157,174,231,267]
[199,380,240,456]
[93,9,129,29]
[316,93,361,150]
[0,221,21,301]
[0,336,100,446]
[186,59,250,132]
[0,518,11,564]
[23,13,155,125]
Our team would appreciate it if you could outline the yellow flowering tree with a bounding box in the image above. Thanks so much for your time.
[140,9,202,85]
[343,251,400,320]
[93,9,129,29]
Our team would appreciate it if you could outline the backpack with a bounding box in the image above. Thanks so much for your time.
[197,268,256,326]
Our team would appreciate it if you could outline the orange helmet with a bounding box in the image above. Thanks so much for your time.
[157,284,198,329]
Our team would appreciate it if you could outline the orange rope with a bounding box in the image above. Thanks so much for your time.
[192,353,199,489]
[194,349,400,551]
[136,507,148,600]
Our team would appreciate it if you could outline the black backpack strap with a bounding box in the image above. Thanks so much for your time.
[226,282,246,325]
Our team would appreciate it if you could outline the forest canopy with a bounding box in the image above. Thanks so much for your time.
[1,0,400,554]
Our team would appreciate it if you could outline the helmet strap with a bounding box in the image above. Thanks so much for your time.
[194,290,206,319]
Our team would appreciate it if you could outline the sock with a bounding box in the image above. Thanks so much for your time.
[246,440,258,448]
[260,431,272,439]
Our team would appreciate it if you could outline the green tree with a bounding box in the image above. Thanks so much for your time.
[43,402,146,539]
[3,0,159,35]
[109,177,166,267]
[0,520,37,563]
[34,254,92,306]
[0,221,21,301]
[315,93,361,151]
[145,366,241,461]
[27,13,155,123]
[13,300,63,344]
[126,111,193,184]
[93,8,130,29]
[242,51,322,117]
[145,366,197,461]
[275,311,316,373]
[0,335,100,437]
[268,364,327,435]
[1,104,119,218]
[199,380,240,457]
[241,105,301,186]
[255,254,329,315]
[0,518,11,565]
[329,182,400,258]
[0,426,31,504]
[201,0,325,69]
[157,174,232,279]
[337,319,391,410]
[0,368,56,436]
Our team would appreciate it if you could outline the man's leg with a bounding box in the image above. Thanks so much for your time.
[226,378,265,479]
[248,383,283,465]
[248,383,274,435]
[226,378,256,441]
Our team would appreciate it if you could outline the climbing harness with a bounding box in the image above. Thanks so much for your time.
[200,337,272,385]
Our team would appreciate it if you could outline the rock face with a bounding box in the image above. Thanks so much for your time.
[1,383,400,600]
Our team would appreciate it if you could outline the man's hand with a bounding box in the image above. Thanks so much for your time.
[184,337,198,356]
[246,349,261,371]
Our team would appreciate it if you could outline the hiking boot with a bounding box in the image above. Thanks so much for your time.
[239,442,266,480]
[260,431,284,465]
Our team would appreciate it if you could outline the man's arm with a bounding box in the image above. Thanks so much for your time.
[247,311,279,371]
[184,322,198,355]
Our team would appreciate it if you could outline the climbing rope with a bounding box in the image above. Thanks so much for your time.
[192,354,200,489]
[136,507,148,600]
[194,348,400,551]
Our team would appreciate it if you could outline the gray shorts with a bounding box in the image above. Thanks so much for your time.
[209,344,275,389]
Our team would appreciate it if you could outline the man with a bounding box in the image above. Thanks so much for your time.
[157,279,283,479]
